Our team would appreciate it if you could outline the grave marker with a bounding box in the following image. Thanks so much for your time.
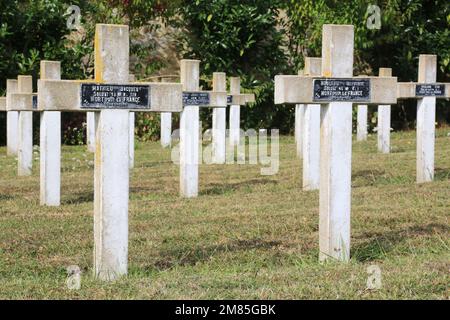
[8,76,34,176]
[212,72,227,164]
[226,77,255,160]
[179,60,227,197]
[377,68,392,153]
[6,79,19,156]
[38,24,183,280]
[397,54,450,183]
[40,61,62,206]
[275,24,397,261]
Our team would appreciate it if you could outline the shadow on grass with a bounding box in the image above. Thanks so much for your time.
[352,169,415,187]
[0,194,15,200]
[200,179,278,196]
[138,160,173,168]
[352,223,449,262]
[150,238,283,271]
[61,192,94,205]
[435,167,450,181]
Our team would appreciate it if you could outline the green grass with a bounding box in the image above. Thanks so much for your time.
[0,128,449,299]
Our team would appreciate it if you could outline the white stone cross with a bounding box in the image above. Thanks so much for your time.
[228,77,255,147]
[397,54,450,183]
[39,61,62,206]
[38,24,183,280]
[275,24,398,261]
[8,75,34,176]
[179,59,227,197]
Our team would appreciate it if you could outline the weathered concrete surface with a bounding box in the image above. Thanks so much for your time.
[229,77,241,147]
[39,60,62,206]
[93,24,130,281]
[303,57,321,190]
[37,80,183,112]
[17,76,33,176]
[160,112,172,148]
[356,105,368,141]
[377,68,392,154]
[274,75,398,105]
[129,111,135,169]
[212,72,227,164]
[295,104,304,158]
[319,24,354,262]
[416,54,437,183]
[180,59,200,197]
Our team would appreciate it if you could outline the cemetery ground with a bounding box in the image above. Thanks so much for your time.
[0,129,449,300]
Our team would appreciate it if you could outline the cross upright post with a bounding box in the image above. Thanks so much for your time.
[40,61,61,206]
[160,76,174,148]
[356,104,368,141]
[179,60,227,197]
[377,68,392,153]
[397,54,450,183]
[295,70,305,159]
[17,76,33,176]
[179,60,201,198]
[229,77,241,147]
[275,24,397,261]
[8,76,33,176]
[302,57,321,191]
[212,72,227,164]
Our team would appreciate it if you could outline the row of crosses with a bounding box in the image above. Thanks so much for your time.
[0,23,448,281]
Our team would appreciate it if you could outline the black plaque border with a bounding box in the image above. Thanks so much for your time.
[182,92,211,106]
[415,84,445,97]
[80,83,150,110]
[312,78,371,102]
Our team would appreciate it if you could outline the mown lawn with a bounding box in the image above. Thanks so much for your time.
[0,128,449,299]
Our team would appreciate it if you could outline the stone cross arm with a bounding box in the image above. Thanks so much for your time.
[397,82,450,99]
[38,80,183,112]
[227,93,256,105]
[274,75,397,105]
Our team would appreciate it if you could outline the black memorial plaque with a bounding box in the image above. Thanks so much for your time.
[313,78,370,102]
[81,84,149,109]
[182,92,210,106]
[32,95,38,110]
[415,84,445,97]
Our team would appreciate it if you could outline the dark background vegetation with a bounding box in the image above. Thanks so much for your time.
[0,0,449,145]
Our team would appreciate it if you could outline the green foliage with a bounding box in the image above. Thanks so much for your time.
[285,0,450,128]
[175,0,292,132]
[135,113,161,142]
